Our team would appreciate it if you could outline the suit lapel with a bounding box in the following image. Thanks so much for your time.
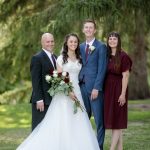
[42,50,55,70]
[92,39,97,48]
[53,54,57,60]
[81,43,86,65]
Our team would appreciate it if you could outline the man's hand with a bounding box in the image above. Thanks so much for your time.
[91,89,99,100]
[36,101,44,112]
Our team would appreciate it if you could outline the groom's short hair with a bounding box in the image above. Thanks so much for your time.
[83,19,96,29]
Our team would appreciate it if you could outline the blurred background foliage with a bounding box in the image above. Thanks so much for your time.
[0,0,150,104]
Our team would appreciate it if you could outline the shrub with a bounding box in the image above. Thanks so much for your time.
[0,81,31,104]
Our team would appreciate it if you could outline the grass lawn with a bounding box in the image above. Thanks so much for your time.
[0,100,150,150]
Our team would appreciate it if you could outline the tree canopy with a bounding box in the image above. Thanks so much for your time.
[0,0,150,99]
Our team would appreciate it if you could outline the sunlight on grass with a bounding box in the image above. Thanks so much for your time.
[0,107,7,112]
[5,117,14,122]
[0,104,31,128]
[0,100,150,150]
[128,110,150,121]
[20,119,29,123]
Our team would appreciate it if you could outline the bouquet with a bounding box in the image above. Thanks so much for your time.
[45,70,85,114]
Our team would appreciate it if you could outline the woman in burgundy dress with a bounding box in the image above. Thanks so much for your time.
[104,32,132,150]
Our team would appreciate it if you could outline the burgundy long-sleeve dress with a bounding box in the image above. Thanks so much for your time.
[104,51,132,129]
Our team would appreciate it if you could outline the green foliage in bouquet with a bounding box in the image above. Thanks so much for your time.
[45,70,85,114]
[46,70,72,96]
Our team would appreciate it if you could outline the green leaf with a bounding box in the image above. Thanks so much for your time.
[73,102,77,114]
[49,90,55,96]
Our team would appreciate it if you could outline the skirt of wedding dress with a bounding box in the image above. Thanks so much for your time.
[16,93,100,150]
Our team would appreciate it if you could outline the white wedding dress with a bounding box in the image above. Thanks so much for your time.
[17,55,100,150]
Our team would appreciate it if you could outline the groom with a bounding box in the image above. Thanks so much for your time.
[79,19,107,150]
[30,33,57,130]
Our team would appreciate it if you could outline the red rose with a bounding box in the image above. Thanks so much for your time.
[50,69,54,75]
[64,77,70,83]
[58,72,62,77]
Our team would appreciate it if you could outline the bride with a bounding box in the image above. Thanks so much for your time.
[16,33,100,150]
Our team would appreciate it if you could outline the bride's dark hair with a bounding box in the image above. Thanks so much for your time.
[62,33,82,64]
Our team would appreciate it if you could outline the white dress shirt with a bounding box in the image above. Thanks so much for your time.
[43,49,56,69]
[86,38,95,46]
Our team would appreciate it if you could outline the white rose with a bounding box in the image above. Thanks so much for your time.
[53,70,58,74]
[53,73,58,78]
[60,81,65,85]
[62,71,67,77]
[45,75,51,81]
[89,45,95,51]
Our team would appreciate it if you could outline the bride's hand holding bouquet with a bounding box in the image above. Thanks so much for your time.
[45,70,85,114]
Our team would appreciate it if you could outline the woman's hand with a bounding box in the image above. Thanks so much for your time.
[118,94,126,106]
[69,92,77,101]
[118,70,129,107]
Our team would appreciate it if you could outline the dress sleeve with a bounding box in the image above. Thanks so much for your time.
[56,55,63,68]
[121,54,132,72]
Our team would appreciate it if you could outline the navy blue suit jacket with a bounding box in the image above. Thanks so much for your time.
[79,39,107,93]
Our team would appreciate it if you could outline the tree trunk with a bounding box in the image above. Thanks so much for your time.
[129,11,150,99]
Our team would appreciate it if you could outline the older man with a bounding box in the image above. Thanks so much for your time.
[30,33,57,130]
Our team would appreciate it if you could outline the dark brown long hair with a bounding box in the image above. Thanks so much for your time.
[62,33,82,64]
[107,32,121,71]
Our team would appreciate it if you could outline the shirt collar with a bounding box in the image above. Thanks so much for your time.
[86,38,95,46]
[42,49,52,57]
